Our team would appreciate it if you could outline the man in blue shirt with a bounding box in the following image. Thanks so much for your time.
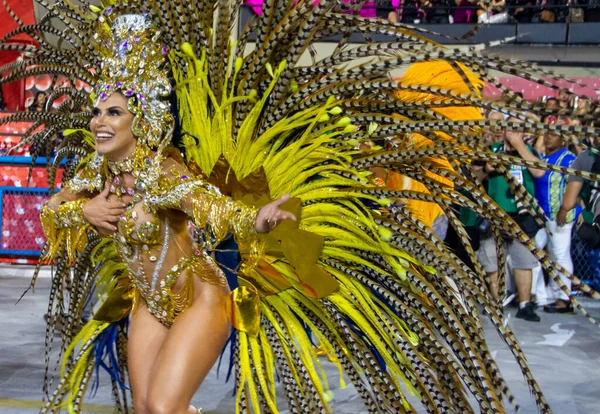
[534,129,580,313]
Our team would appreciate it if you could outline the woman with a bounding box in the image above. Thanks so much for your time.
[43,90,295,414]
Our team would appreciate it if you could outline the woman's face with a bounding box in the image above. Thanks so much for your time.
[90,93,137,161]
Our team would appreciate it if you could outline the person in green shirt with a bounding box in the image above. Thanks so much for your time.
[478,116,544,322]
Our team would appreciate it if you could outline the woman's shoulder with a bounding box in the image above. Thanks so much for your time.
[159,147,193,178]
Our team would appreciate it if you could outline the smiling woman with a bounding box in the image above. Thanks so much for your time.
[90,94,137,161]
[37,15,295,414]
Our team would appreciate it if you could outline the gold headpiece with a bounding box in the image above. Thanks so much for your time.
[93,12,173,149]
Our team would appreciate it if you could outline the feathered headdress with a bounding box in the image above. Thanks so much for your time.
[94,12,173,149]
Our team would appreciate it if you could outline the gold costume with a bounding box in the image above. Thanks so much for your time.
[42,143,257,326]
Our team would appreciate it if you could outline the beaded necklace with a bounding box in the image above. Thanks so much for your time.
[106,145,151,206]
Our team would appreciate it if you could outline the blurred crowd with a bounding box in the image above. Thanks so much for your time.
[385,0,600,24]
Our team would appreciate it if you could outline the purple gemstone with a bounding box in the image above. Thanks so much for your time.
[162,46,168,55]
[106,7,113,14]
[134,36,140,43]
[141,105,147,111]
[115,81,122,88]
[105,84,111,90]
[100,92,107,100]
[127,188,135,196]
[181,175,189,180]
[114,177,120,185]
[121,42,129,50]
[125,90,134,97]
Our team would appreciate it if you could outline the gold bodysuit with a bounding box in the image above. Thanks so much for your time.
[41,146,257,327]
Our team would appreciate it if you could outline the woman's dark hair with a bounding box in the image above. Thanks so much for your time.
[169,87,185,156]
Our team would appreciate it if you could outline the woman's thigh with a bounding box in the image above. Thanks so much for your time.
[128,302,169,413]
[146,282,231,412]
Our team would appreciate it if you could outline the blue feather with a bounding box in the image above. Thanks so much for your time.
[89,318,129,397]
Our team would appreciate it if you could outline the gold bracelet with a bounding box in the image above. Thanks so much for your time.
[41,198,90,232]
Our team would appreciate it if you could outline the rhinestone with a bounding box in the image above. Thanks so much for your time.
[154,295,160,301]
[149,256,157,262]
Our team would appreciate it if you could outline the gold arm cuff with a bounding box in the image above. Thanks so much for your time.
[40,198,90,262]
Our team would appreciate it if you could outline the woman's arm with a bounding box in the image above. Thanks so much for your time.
[43,183,125,235]
[148,160,295,241]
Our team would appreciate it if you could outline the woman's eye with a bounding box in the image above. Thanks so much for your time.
[108,109,121,116]
[92,108,100,116]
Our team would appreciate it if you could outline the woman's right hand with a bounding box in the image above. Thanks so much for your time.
[83,183,125,236]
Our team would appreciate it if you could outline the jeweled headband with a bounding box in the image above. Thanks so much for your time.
[93,11,173,149]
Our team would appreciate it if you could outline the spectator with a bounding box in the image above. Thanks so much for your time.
[575,97,592,116]
[477,0,510,22]
[485,111,507,143]
[545,97,559,111]
[558,130,600,292]
[558,90,573,110]
[532,123,580,313]
[399,0,427,23]
[567,117,584,155]
[478,116,542,321]
[453,0,479,22]
[533,0,568,22]
[508,0,536,22]
[29,91,48,113]
[445,163,487,271]
[422,0,452,22]
[585,0,600,21]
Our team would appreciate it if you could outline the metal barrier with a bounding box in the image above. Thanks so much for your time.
[571,230,599,286]
[0,186,49,256]
[0,155,61,259]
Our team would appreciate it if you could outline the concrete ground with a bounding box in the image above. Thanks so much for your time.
[1,265,600,414]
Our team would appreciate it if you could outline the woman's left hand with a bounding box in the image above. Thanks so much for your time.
[255,194,297,233]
